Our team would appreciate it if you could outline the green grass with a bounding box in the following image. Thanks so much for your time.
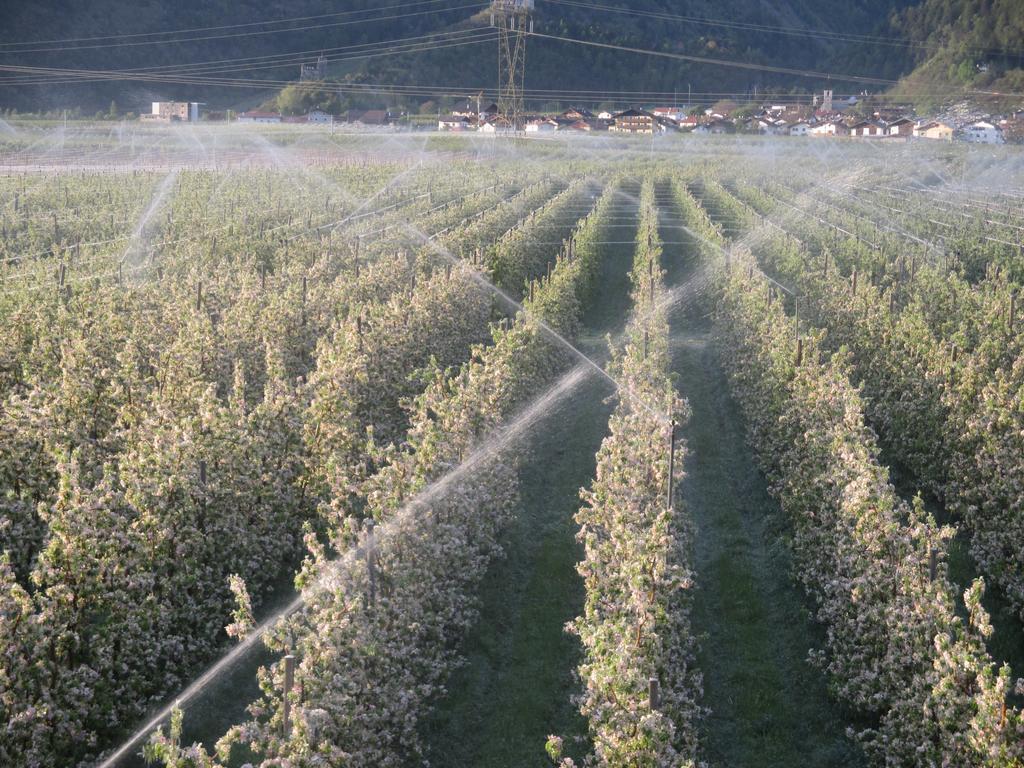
[420,187,639,767]
[659,183,864,768]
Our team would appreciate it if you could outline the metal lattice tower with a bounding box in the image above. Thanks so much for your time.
[491,0,533,132]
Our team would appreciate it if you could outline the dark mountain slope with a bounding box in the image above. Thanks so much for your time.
[888,0,1024,109]
[0,0,919,112]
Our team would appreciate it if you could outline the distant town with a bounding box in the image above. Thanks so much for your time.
[139,89,1022,144]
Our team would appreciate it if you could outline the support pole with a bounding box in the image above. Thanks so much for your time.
[365,520,377,609]
[666,420,677,511]
[282,654,296,737]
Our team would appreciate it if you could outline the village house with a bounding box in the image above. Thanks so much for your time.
[564,119,594,132]
[525,118,557,133]
[962,120,1004,144]
[143,102,200,122]
[561,107,594,122]
[343,109,391,127]
[848,119,885,138]
[694,118,735,135]
[788,121,811,137]
[756,118,789,136]
[652,106,687,122]
[307,110,333,125]
[438,114,474,132]
[886,117,915,137]
[914,121,954,141]
[236,110,281,124]
[809,120,849,137]
[610,108,656,134]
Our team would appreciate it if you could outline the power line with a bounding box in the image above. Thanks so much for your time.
[0,30,499,85]
[0,34,500,90]
[0,2,487,55]
[544,0,1024,57]
[528,31,898,86]
[0,0,455,48]
[527,31,1024,98]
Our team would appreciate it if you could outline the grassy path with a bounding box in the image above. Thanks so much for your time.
[657,180,863,768]
[420,184,640,767]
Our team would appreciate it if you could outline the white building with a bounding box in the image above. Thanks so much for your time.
[236,111,282,124]
[809,121,848,137]
[307,110,333,125]
[652,107,687,122]
[438,114,474,132]
[525,118,557,133]
[146,102,200,122]
[962,121,1004,144]
[788,122,810,137]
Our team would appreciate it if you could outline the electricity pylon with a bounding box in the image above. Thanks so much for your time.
[491,0,533,133]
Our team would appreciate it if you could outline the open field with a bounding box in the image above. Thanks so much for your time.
[2,124,1024,768]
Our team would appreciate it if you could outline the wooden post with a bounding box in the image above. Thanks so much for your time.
[1010,291,1017,334]
[851,268,858,296]
[365,520,377,609]
[928,547,937,582]
[196,282,203,311]
[666,420,677,511]
[649,677,660,711]
[282,654,295,737]
[529,281,535,303]
[301,276,308,327]
[199,460,207,485]
[643,330,649,359]
[795,337,803,367]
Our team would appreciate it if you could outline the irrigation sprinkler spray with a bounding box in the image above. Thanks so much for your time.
[94,362,596,768]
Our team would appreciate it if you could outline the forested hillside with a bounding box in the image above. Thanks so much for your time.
[889,0,1024,107]
[0,0,917,113]
[0,0,1020,116]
